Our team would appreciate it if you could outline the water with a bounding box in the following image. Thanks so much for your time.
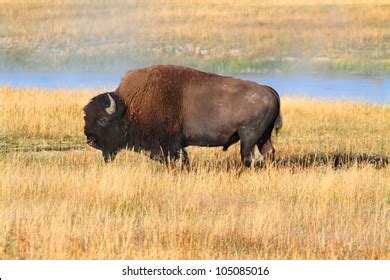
[0,72,388,105]
[239,74,389,105]
[0,72,121,91]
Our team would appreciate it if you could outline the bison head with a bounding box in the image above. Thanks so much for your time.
[83,92,127,162]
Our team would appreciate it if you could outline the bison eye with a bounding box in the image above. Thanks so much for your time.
[97,117,109,127]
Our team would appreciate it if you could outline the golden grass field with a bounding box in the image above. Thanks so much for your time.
[1,0,389,73]
[0,87,389,259]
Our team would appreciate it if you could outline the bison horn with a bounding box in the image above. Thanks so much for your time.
[105,93,116,115]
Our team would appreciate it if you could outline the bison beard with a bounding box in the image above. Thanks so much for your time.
[83,65,282,167]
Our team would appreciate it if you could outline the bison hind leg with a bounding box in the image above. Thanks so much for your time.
[255,128,275,168]
[238,130,259,167]
[258,139,275,161]
[222,132,240,151]
[238,119,273,167]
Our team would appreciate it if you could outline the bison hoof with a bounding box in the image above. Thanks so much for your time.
[103,151,116,163]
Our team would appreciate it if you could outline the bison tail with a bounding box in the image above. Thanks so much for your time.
[274,112,283,136]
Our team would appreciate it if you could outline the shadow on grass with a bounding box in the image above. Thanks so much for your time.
[276,153,388,169]
[0,144,84,153]
[194,153,389,172]
[1,145,388,171]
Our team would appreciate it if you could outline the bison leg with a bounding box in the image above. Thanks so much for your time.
[255,128,275,168]
[238,128,259,167]
[259,139,275,162]
[238,114,275,167]
[169,148,190,168]
[171,148,190,170]
[179,148,190,167]
[254,139,275,168]
[150,151,166,163]
[102,150,117,163]
[239,140,257,167]
[155,148,190,169]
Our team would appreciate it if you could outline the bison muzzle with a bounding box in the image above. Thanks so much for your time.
[83,65,282,167]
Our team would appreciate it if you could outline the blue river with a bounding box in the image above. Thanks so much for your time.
[0,72,388,105]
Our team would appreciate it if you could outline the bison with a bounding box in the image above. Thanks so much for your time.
[83,65,282,167]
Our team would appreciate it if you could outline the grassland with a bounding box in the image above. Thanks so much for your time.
[0,87,389,259]
[1,0,389,73]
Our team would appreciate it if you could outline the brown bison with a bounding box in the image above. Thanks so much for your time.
[83,65,282,167]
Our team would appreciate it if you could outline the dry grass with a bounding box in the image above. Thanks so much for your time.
[1,0,389,73]
[0,87,389,259]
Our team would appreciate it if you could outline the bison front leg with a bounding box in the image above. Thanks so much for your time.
[166,148,190,169]
[178,148,190,169]
[149,149,166,163]
[102,150,118,163]
[150,148,190,169]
